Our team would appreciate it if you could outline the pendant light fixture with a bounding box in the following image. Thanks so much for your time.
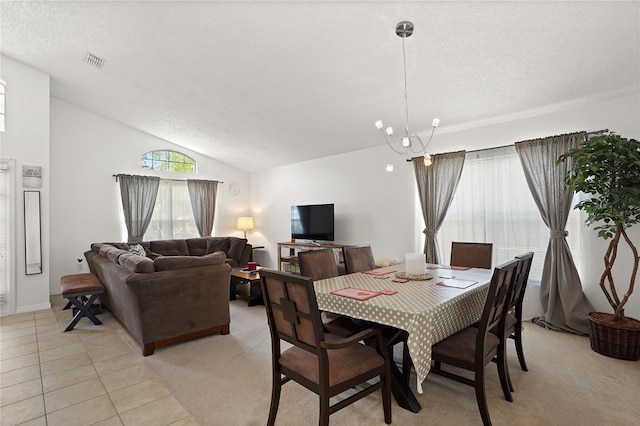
[375,21,439,171]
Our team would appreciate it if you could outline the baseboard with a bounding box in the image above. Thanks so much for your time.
[15,302,52,314]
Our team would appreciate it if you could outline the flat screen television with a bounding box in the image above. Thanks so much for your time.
[291,203,335,242]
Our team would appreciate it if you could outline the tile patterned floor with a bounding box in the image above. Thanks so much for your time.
[0,296,200,426]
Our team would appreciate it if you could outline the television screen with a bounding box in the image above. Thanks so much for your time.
[291,203,334,242]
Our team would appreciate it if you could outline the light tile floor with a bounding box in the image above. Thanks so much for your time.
[0,295,200,426]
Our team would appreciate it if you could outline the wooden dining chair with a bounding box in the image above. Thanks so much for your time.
[259,269,391,426]
[506,252,534,373]
[342,245,413,382]
[298,248,340,280]
[430,258,519,426]
[450,242,493,269]
[298,248,366,337]
[342,245,376,274]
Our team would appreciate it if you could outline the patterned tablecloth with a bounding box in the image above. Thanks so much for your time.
[314,264,492,394]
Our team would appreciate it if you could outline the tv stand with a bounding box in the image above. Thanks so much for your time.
[277,241,348,273]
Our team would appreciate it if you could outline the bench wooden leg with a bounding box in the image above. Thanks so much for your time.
[64,293,103,332]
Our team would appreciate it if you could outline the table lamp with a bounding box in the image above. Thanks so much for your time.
[237,216,254,239]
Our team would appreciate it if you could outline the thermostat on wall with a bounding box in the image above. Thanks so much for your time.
[23,165,42,188]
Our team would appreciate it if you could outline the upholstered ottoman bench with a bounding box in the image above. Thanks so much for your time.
[60,273,104,332]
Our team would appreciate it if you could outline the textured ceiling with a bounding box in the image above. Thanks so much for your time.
[1,1,639,172]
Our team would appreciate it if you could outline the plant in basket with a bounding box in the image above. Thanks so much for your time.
[558,132,640,360]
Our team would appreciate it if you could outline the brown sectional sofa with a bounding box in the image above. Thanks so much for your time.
[84,237,250,355]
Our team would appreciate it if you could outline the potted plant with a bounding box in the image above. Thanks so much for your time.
[558,132,640,360]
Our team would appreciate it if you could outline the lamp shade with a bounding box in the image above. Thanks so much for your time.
[237,216,254,230]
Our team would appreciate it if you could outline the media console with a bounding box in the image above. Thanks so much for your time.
[277,241,348,273]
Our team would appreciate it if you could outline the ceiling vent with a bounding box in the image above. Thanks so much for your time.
[84,52,105,69]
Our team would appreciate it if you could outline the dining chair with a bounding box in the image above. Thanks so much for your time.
[506,252,534,373]
[298,248,340,280]
[342,244,413,382]
[259,269,391,426]
[342,245,376,274]
[450,241,493,269]
[297,248,367,337]
[430,258,519,426]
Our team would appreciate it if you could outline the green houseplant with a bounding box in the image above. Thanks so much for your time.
[558,132,640,360]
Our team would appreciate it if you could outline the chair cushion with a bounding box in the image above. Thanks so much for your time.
[279,340,384,388]
[432,327,500,366]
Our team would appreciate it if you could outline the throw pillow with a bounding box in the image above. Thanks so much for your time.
[129,244,146,257]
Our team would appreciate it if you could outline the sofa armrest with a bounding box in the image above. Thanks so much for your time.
[125,263,231,344]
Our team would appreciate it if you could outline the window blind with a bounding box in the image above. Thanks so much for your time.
[438,145,582,279]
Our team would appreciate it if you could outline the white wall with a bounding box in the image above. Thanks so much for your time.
[249,93,640,320]
[248,145,418,268]
[1,56,51,313]
[49,98,251,295]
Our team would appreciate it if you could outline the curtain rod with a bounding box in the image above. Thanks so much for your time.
[113,174,223,184]
[406,128,609,161]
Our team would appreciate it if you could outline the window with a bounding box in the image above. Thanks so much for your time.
[139,150,199,240]
[140,150,197,173]
[437,145,582,280]
[144,180,199,241]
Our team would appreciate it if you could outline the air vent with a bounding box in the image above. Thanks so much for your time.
[84,52,105,69]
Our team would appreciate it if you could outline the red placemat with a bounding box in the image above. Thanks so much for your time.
[330,287,397,300]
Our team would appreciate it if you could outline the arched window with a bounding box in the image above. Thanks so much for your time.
[140,150,197,173]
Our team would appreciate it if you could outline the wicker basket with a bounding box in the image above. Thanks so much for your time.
[587,312,640,361]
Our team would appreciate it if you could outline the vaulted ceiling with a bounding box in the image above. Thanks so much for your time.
[2,1,638,172]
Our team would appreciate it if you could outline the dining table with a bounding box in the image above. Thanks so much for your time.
[314,263,493,412]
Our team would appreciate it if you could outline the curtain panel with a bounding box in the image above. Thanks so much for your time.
[413,151,466,263]
[514,132,594,335]
[187,179,219,237]
[117,174,160,243]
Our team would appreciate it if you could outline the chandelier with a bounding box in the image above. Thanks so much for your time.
[375,21,439,171]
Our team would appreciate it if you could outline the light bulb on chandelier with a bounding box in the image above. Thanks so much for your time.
[375,21,440,170]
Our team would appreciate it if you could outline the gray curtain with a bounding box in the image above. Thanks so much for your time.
[413,151,466,263]
[117,174,160,243]
[187,179,218,237]
[515,132,594,335]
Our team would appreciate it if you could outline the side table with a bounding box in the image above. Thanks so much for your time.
[230,267,263,306]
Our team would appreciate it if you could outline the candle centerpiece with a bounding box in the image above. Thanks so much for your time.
[405,253,425,276]
[395,253,432,281]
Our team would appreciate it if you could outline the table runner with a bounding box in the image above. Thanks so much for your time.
[314,265,492,393]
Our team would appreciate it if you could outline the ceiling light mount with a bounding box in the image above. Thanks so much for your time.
[377,21,439,171]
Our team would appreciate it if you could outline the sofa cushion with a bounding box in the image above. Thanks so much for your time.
[186,238,208,256]
[118,252,156,273]
[100,245,128,263]
[154,252,226,271]
[150,239,190,256]
[206,238,229,255]
[228,238,248,261]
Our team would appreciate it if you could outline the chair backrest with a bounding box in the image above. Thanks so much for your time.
[343,245,376,274]
[451,242,493,269]
[477,259,519,342]
[260,269,325,354]
[510,252,534,311]
[298,248,339,280]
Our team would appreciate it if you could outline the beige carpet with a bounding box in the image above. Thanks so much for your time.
[141,300,640,425]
